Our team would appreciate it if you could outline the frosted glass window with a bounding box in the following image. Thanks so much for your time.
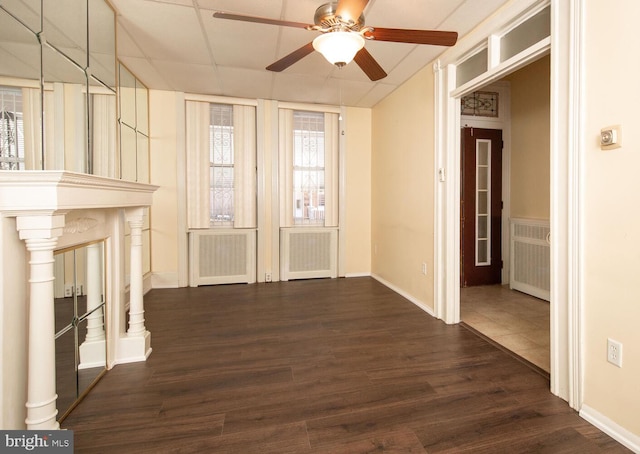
[478,216,488,239]
[501,6,550,62]
[456,48,487,88]
[476,139,491,266]
[478,192,488,213]
[477,240,488,263]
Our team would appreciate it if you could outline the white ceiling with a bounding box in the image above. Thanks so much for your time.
[110,0,511,108]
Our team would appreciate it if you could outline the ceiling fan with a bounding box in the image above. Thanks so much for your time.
[213,0,458,81]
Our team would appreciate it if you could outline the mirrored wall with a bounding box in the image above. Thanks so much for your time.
[118,63,149,183]
[0,0,148,181]
[54,240,107,421]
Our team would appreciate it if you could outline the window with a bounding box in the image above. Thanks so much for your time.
[186,100,256,230]
[0,87,25,170]
[279,108,338,228]
[293,111,325,225]
[209,104,234,225]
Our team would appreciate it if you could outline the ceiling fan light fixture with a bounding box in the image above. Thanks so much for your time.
[313,31,365,67]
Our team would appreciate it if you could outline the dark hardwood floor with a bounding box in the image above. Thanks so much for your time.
[62,277,629,453]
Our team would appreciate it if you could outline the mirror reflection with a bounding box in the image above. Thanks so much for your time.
[43,0,88,68]
[118,63,150,182]
[89,0,117,89]
[54,240,106,421]
[0,0,116,173]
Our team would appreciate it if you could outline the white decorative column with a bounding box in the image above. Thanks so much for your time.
[118,207,151,362]
[16,214,65,430]
[78,242,106,369]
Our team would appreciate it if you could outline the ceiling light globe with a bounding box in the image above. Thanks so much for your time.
[313,31,365,67]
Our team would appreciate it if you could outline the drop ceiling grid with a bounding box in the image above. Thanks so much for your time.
[107,0,515,107]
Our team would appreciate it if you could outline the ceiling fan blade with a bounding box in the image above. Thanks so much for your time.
[335,0,369,23]
[266,42,315,72]
[213,11,312,30]
[365,28,458,46]
[353,47,387,81]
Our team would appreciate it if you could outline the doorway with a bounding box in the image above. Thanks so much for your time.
[459,57,551,373]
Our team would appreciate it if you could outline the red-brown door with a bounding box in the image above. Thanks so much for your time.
[461,127,503,287]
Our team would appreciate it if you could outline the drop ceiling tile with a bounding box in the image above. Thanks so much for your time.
[314,77,377,107]
[206,18,280,69]
[282,0,329,24]
[271,72,332,105]
[380,46,444,85]
[361,40,416,78]
[356,82,398,108]
[365,0,466,29]
[112,0,210,64]
[439,0,512,37]
[273,27,318,62]
[146,0,194,6]
[216,66,275,100]
[196,0,284,18]
[152,60,222,94]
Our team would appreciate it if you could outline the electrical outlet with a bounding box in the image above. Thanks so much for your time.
[607,338,622,367]
[64,285,73,298]
[265,272,272,283]
[421,262,427,275]
[76,285,83,296]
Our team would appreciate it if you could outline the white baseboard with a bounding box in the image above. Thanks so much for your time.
[580,404,640,453]
[143,273,153,294]
[371,273,435,317]
[151,272,180,288]
[345,272,371,278]
[115,331,152,366]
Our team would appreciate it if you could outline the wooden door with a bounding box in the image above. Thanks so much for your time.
[461,127,503,287]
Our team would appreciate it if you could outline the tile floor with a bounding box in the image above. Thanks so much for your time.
[461,284,550,372]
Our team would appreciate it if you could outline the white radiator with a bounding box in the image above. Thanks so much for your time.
[280,227,338,281]
[189,229,256,286]
[510,218,550,301]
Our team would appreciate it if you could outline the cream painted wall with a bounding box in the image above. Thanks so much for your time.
[344,107,372,276]
[148,94,372,285]
[371,66,434,309]
[581,0,640,436]
[505,55,550,220]
[149,90,181,288]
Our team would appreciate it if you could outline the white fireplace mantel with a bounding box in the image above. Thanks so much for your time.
[0,170,158,214]
[0,170,158,430]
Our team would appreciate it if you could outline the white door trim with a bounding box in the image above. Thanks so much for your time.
[433,0,583,408]
[549,0,584,408]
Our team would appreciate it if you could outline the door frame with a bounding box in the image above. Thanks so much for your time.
[433,0,584,410]
[460,82,511,285]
